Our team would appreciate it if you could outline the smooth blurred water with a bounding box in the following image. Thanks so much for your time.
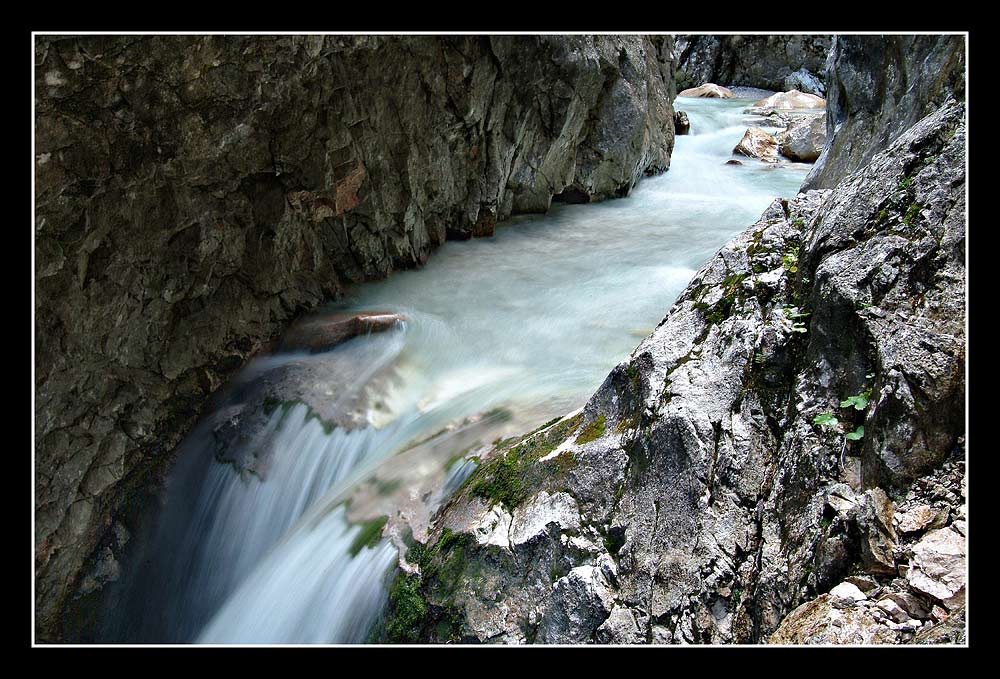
[105,97,809,644]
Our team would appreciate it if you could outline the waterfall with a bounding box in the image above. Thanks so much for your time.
[104,96,810,644]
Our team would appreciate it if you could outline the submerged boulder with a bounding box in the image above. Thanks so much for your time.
[674,111,691,135]
[678,83,735,98]
[733,127,779,161]
[279,311,405,354]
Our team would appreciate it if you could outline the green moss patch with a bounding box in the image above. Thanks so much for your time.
[348,515,388,557]
[575,415,606,445]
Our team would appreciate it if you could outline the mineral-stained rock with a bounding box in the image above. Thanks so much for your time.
[677,83,735,98]
[777,114,826,162]
[752,89,826,110]
[804,35,966,189]
[733,127,779,161]
[35,34,678,641]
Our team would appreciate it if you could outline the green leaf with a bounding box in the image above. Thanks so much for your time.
[813,413,839,427]
[845,426,865,441]
[840,394,869,410]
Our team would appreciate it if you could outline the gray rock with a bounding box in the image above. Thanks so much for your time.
[673,35,831,92]
[777,114,826,162]
[769,595,898,644]
[804,35,966,189]
[411,100,966,645]
[858,488,898,575]
[783,67,826,96]
[35,34,678,641]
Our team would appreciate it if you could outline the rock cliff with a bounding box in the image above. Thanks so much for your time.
[803,35,965,190]
[34,34,677,640]
[386,98,966,644]
[673,35,831,94]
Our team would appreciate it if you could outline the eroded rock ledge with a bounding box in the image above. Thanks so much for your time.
[384,101,966,644]
[34,34,677,640]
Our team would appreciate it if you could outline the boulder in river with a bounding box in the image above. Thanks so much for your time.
[752,89,826,110]
[674,111,691,134]
[280,311,405,354]
[777,114,827,162]
[677,83,735,98]
[733,127,779,161]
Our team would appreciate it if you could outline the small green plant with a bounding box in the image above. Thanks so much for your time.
[782,246,799,274]
[813,413,839,428]
[840,393,869,410]
[845,426,865,441]
[782,306,809,333]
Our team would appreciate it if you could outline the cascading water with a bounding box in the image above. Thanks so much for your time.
[101,97,811,644]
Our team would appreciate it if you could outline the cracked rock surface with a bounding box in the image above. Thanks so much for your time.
[384,100,965,645]
[34,34,678,640]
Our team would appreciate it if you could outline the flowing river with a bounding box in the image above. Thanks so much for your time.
[97,96,811,644]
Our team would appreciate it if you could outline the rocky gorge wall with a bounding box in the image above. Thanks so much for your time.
[388,36,967,645]
[673,35,832,94]
[804,34,966,189]
[34,34,678,640]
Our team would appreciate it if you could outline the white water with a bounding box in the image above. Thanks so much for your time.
[107,98,809,644]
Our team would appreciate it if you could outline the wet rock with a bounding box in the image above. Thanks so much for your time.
[733,127,779,161]
[907,527,966,609]
[678,83,735,98]
[724,159,743,166]
[279,311,405,353]
[415,101,966,645]
[36,34,679,640]
[674,111,691,135]
[777,114,826,162]
[751,89,826,110]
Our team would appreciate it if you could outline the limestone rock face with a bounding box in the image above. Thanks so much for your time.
[733,127,779,161]
[34,34,678,640]
[777,114,826,162]
[673,35,831,93]
[677,83,734,98]
[804,35,966,189]
[398,101,965,645]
